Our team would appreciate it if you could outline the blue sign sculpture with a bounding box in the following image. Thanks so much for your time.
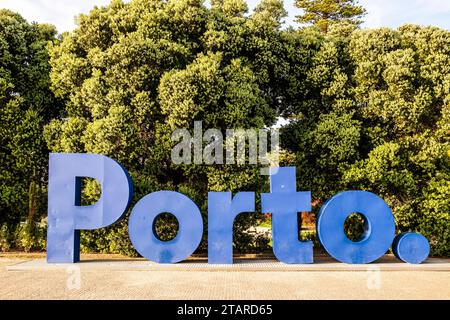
[261,167,313,264]
[208,192,255,264]
[316,191,395,264]
[129,191,203,264]
[47,153,133,263]
[47,153,430,264]
[392,232,430,264]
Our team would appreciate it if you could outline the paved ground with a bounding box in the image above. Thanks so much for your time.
[1,253,449,300]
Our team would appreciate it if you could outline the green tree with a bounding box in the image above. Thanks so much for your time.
[45,0,286,255]
[295,0,366,33]
[342,26,450,255]
[281,25,450,256]
[0,9,62,250]
[3,1,448,258]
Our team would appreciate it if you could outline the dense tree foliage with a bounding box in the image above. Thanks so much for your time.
[0,1,448,256]
[0,9,63,250]
[281,25,450,256]
[44,0,290,254]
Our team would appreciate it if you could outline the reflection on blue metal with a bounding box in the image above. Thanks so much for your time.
[261,167,313,264]
[47,153,133,263]
[208,192,255,264]
[128,191,203,264]
[317,191,395,264]
[392,232,430,264]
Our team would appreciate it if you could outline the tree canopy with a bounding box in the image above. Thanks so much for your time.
[295,0,366,33]
[0,0,448,257]
[0,9,63,250]
[281,25,450,255]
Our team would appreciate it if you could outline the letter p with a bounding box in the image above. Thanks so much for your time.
[47,153,133,263]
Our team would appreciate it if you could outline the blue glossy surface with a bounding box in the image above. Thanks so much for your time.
[317,191,395,264]
[392,232,430,264]
[47,153,133,263]
[261,167,314,264]
[208,192,255,264]
[128,191,203,264]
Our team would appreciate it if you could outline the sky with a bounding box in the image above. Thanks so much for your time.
[1,0,450,33]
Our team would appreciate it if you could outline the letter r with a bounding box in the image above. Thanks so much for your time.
[47,153,133,263]
[208,192,255,264]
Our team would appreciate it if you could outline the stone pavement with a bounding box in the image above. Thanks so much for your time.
[1,253,449,300]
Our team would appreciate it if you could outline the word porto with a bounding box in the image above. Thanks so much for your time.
[47,153,430,265]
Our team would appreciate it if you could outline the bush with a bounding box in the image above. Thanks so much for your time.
[0,224,13,252]
[14,219,47,252]
[80,217,139,257]
[418,176,450,256]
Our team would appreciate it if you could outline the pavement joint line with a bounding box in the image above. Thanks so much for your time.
[5,257,450,272]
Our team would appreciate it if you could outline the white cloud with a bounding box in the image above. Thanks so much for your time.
[0,0,449,32]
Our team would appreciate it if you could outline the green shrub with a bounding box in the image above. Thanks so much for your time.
[15,219,47,252]
[0,224,13,252]
[418,176,450,256]
[80,217,139,257]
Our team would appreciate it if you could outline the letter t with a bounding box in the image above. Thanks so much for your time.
[261,167,313,264]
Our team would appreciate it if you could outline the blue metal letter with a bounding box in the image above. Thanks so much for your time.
[317,191,395,264]
[261,167,313,264]
[128,191,203,263]
[47,153,133,263]
[392,232,430,264]
[208,192,255,264]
